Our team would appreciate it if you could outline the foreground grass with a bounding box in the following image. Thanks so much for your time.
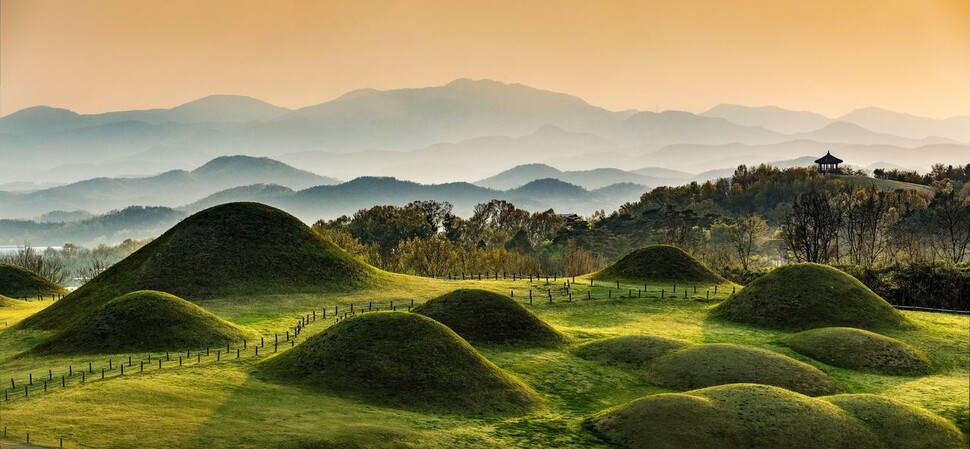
[0,275,965,448]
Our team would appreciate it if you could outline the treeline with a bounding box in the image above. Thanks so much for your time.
[1,239,150,287]
[312,200,604,276]
[874,163,970,186]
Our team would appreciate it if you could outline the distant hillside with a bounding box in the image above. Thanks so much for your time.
[791,122,952,147]
[0,155,337,219]
[0,176,649,246]
[702,104,832,134]
[476,164,654,190]
[0,206,186,246]
[838,107,970,142]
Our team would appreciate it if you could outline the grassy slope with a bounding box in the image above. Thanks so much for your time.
[838,175,935,194]
[645,343,841,396]
[412,289,565,346]
[19,202,375,331]
[825,394,964,449]
[259,312,540,415]
[573,335,689,367]
[592,245,727,284]
[0,274,965,448]
[0,263,68,298]
[589,384,881,449]
[33,290,259,355]
[713,263,908,331]
[783,327,931,375]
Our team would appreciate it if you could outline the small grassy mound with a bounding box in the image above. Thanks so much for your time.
[588,384,880,449]
[34,290,257,354]
[783,327,931,375]
[824,394,965,449]
[411,289,565,345]
[260,312,539,415]
[573,335,690,366]
[646,343,840,396]
[0,264,67,298]
[592,245,725,284]
[712,263,907,331]
[0,294,22,307]
[20,202,375,331]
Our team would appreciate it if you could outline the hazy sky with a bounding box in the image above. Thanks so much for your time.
[2,0,968,118]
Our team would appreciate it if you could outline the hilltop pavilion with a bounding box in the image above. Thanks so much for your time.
[815,152,843,173]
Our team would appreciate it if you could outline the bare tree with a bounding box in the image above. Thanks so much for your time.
[720,214,769,271]
[841,187,898,268]
[781,188,843,263]
[926,182,970,264]
[75,256,110,285]
[1,244,69,285]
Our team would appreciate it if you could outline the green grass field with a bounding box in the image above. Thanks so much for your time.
[0,274,966,448]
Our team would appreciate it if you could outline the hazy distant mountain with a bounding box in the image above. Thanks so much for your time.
[278,125,621,184]
[618,110,784,146]
[281,79,629,149]
[0,95,287,133]
[2,79,967,187]
[182,184,296,214]
[837,107,970,143]
[183,176,642,223]
[475,164,657,190]
[0,206,186,246]
[791,122,952,147]
[0,155,337,218]
[702,104,832,134]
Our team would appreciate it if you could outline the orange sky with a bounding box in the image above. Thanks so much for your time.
[1,0,968,117]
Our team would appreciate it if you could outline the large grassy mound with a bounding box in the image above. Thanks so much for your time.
[33,290,257,354]
[646,343,840,396]
[573,335,690,367]
[20,202,374,330]
[712,263,907,331]
[588,384,880,449]
[592,245,725,283]
[0,264,67,298]
[411,289,565,345]
[783,327,931,375]
[824,394,965,449]
[260,312,539,415]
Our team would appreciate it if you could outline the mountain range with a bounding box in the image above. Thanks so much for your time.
[2,79,967,187]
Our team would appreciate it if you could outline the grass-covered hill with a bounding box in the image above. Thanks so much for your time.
[18,202,374,331]
[783,327,932,375]
[592,245,726,284]
[0,264,68,298]
[259,312,539,415]
[573,335,690,367]
[589,384,880,449]
[712,263,908,331]
[589,384,965,449]
[33,290,258,355]
[824,394,965,449]
[412,289,565,346]
[645,343,841,396]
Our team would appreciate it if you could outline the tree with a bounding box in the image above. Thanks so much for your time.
[1,244,68,285]
[926,181,970,264]
[781,188,843,263]
[395,235,457,277]
[841,187,898,268]
[718,214,769,271]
